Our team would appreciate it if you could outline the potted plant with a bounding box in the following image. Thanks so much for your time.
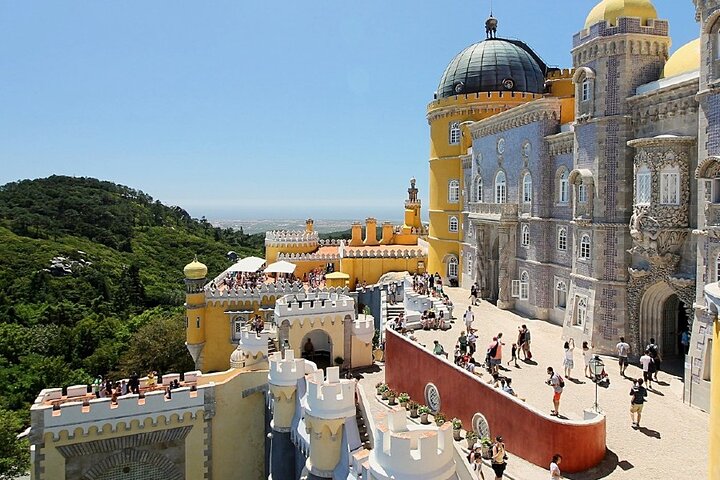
[408,400,419,418]
[451,418,463,441]
[434,412,446,426]
[398,393,410,409]
[418,405,431,424]
[387,390,397,405]
[466,431,478,449]
[480,436,493,459]
[375,382,387,396]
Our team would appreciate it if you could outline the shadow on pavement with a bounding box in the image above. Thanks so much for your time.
[637,426,661,439]
[565,449,625,480]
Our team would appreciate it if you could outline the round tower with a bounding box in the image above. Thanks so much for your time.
[267,350,308,480]
[229,328,270,370]
[184,256,207,370]
[303,366,356,478]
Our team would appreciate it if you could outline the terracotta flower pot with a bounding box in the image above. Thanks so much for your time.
[420,413,429,424]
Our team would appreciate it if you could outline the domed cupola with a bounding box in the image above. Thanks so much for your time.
[584,0,658,29]
[436,16,548,98]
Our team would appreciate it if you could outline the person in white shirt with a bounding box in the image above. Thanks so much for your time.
[550,454,562,479]
[639,350,654,389]
[616,337,631,377]
[464,306,475,333]
[563,338,575,379]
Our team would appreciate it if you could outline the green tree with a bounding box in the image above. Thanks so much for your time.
[0,408,29,479]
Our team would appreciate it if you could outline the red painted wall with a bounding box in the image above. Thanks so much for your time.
[385,329,606,473]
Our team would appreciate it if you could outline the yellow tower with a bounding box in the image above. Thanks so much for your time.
[184,256,208,370]
[427,16,547,281]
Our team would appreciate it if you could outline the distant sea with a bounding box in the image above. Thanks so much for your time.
[211,219,403,235]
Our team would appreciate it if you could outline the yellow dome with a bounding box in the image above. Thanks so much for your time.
[662,38,700,78]
[585,0,658,29]
[184,257,208,279]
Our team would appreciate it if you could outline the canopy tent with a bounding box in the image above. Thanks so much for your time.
[227,256,266,273]
[264,260,297,274]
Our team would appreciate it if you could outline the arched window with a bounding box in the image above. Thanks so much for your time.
[574,296,588,326]
[581,78,590,102]
[495,171,507,204]
[556,281,567,309]
[447,256,458,278]
[580,234,591,259]
[578,180,588,203]
[636,165,651,205]
[449,216,459,233]
[449,122,461,145]
[520,271,529,300]
[475,176,483,202]
[559,170,569,204]
[521,224,530,247]
[659,166,680,205]
[522,172,532,203]
[448,180,460,203]
[557,227,567,251]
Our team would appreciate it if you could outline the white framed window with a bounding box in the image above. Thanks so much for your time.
[449,216,459,233]
[573,295,588,326]
[636,165,651,205]
[476,176,483,202]
[557,227,567,251]
[495,171,507,204]
[580,234,591,259]
[448,180,460,203]
[447,256,458,278]
[522,172,532,203]
[556,281,567,309]
[449,122,461,145]
[578,181,588,203]
[660,167,680,205]
[521,224,530,247]
[581,78,590,101]
[467,254,473,273]
[559,170,569,204]
[511,271,530,300]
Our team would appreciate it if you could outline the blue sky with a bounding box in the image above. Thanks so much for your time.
[0,1,698,220]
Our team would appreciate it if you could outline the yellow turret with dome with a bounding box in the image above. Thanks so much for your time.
[662,38,700,78]
[585,0,658,28]
[184,256,208,279]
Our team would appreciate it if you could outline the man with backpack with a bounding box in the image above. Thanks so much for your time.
[645,338,662,382]
[546,367,564,416]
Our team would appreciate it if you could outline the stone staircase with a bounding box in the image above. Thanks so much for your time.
[355,405,371,450]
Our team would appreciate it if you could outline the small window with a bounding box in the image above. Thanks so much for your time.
[580,235,591,259]
[185,316,189,328]
[449,122,461,145]
[476,177,483,202]
[581,78,590,101]
[659,167,680,205]
[467,254,473,273]
[448,180,460,203]
[573,296,588,326]
[557,227,567,251]
[449,216,459,233]
[196,317,201,328]
[636,165,651,205]
[495,171,507,204]
[447,256,458,278]
[521,224,530,247]
[556,281,567,309]
[559,170,569,204]
[578,181,588,203]
[522,173,532,203]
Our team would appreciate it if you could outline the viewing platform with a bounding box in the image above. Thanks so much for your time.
[467,202,519,222]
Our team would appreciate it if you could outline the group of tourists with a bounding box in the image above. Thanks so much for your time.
[305,268,326,289]
[412,272,443,297]
[92,371,160,404]
[420,309,448,330]
[210,271,268,291]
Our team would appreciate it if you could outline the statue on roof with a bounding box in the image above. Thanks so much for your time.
[408,177,418,202]
[486,15,498,39]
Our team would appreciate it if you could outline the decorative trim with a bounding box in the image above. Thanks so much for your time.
[469,98,561,138]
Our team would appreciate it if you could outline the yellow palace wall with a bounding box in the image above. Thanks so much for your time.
[341,257,424,290]
[710,316,720,479]
[286,313,347,362]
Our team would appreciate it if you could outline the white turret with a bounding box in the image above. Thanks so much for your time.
[268,350,307,387]
[230,328,269,369]
[368,409,457,480]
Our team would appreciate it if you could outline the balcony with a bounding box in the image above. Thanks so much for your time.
[467,202,518,222]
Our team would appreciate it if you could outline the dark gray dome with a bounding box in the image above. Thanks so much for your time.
[437,38,547,98]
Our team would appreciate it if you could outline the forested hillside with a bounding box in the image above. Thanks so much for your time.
[0,176,263,476]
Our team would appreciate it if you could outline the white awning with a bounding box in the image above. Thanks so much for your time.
[227,256,266,273]
[264,260,297,274]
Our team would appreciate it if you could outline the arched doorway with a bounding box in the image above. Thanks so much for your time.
[300,329,333,369]
[487,235,500,303]
[639,282,687,358]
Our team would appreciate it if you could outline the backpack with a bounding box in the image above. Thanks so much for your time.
[488,342,499,358]
[648,344,659,359]
[557,375,565,388]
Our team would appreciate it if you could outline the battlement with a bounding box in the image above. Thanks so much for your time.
[205,281,304,300]
[230,329,269,367]
[369,409,456,480]
[268,350,307,387]
[276,252,341,262]
[274,291,354,318]
[546,68,574,79]
[343,247,426,258]
[304,367,355,420]
[352,314,375,343]
[573,16,669,49]
[428,90,543,112]
[265,230,319,246]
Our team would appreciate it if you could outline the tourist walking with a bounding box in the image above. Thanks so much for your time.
[517,326,526,360]
[646,338,662,382]
[490,436,507,479]
[630,378,648,428]
[550,454,562,479]
[508,343,518,367]
[582,341,594,379]
[468,331,478,356]
[546,367,564,416]
[468,448,485,480]
[563,338,575,379]
[470,283,479,306]
[522,325,533,359]
[639,350,654,389]
[680,329,690,355]
[464,306,475,333]
[458,332,468,354]
[616,337,631,377]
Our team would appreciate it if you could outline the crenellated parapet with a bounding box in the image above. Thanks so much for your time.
[343,247,426,258]
[205,281,304,304]
[265,230,319,247]
[573,17,669,49]
[368,409,456,480]
[352,314,375,344]
[303,367,355,421]
[268,350,307,387]
[230,328,269,368]
[276,252,341,262]
[274,291,354,319]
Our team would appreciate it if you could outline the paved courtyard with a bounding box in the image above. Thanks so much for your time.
[359,286,709,479]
